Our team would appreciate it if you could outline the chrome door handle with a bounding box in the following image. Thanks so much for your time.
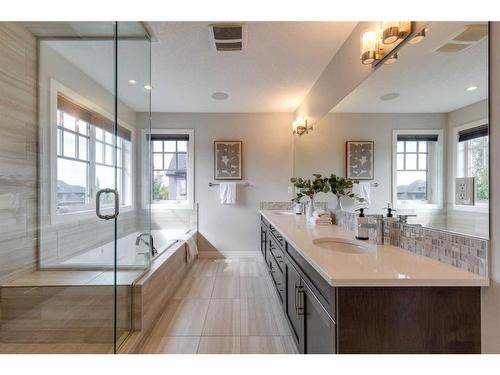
[295,282,304,318]
[96,188,119,220]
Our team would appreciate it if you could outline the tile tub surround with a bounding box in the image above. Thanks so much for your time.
[332,210,489,277]
[261,210,488,287]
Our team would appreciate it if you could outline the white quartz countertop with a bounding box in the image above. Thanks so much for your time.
[260,210,489,287]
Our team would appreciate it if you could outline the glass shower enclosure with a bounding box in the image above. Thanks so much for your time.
[0,22,151,353]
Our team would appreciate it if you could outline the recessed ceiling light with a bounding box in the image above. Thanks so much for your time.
[128,79,137,85]
[211,92,229,100]
[409,28,427,45]
[466,85,478,91]
[380,92,400,101]
[144,84,153,90]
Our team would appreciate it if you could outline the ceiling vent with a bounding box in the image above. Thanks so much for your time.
[434,23,487,54]
[209,23,246,51]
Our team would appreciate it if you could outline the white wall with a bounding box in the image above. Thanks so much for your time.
[136,112,294,255]
[294,112,447,217]
[481,22,500,353]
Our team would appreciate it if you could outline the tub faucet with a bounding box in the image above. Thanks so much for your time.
[135,233,158,257]
[359,215,384,245]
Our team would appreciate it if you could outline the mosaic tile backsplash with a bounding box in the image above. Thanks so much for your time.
[332,210,488,276]
[259,201,328,211]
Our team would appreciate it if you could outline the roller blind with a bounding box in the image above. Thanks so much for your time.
[397,134,439,142]
[57,94,131,141]
[458,124,488,142]
[148,134,190,141]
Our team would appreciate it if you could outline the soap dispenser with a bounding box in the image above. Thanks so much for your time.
[383,203,396,218]
[355,208,369,240]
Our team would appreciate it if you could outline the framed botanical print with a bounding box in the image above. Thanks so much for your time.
[346,141,374,180]
[214,141,242,180]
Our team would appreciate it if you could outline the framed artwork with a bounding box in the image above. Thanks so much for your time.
[346,141,374,180]
[455,177,475,205]
[214,141,242,180]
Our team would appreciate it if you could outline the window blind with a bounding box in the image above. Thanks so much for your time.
[397,134,439,142]
[57,94,131,141]
[458,124,488,142]
[148,134,190,141]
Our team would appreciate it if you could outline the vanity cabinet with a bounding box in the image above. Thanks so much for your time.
[260,214,481,354]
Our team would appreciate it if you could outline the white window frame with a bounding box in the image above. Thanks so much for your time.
[49,79,134,224]
[392,129,444,210]
[142,128,195,210]
[452,118,489,213]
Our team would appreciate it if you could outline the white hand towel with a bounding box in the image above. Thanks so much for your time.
[219,182,236,205]
[353,182,371,205]
[312,209,330,218]
[185,234,198,263]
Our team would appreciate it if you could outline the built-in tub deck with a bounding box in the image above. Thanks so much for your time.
[0,232,196,354]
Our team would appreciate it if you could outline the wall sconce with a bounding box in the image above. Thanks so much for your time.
[292,116,312,136]
[361,22,412,65]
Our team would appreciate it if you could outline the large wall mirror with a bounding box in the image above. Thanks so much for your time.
[293,22,489,239]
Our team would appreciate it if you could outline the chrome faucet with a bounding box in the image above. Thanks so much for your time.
[359,215,384,245]
[135,233,158,257]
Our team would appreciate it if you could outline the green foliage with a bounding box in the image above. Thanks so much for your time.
[328,174,366,204]
[153,175,169,201]
[290,174,330,203]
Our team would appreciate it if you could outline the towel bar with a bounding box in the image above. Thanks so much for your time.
[208,182,250,187]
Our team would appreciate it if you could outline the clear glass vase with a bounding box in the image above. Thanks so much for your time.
[306,196,315,219]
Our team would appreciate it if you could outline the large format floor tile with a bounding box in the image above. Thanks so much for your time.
[138,253,297,354]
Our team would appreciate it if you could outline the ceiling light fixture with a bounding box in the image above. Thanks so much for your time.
[128,79,137,85]
[409,28,427,45]
[380,92,401,101]
[292,116,312,136]
[144,84,153,90]
[211,92,229,100]
[466,85,479,91]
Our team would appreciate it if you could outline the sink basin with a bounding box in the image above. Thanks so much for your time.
[272,211,295,216]
[312,237,373,254]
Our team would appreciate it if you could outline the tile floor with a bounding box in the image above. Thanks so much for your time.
[137,254,298,354]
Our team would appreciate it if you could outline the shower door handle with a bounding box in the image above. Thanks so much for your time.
[96,188,120,220]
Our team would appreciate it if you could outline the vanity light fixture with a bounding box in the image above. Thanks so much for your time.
[128,79,137,85]
[408,28,427,45]
[361,22,411,65]
[382,21,411,44]
[384,53,398,65]
[144,84,153,90]
[361,30,380,65]
[292,116,311,136]
[466,85,479,91]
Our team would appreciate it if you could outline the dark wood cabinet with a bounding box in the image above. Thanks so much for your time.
[260,214,481,354]
[285,256,305,353]
[302,281,336,354]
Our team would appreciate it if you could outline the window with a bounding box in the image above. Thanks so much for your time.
[393,130,443,208]
[56,94,133,215]
[456,122,489,206]
[145,129,194,209]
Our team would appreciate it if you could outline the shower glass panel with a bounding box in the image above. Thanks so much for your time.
[0,21,151,354]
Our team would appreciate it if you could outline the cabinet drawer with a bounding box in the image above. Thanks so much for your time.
[269,225,285,250]
[268,236,284,272]
[269,252,285,304]
[286,243,336,321]
[261,215,270,228]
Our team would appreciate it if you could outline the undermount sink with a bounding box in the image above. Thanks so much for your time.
[272,211,295,215]
[312,237,373,254]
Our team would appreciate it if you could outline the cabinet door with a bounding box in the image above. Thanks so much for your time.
[302,281,336,354]
[260,224,267,260]
[285,257,304,353]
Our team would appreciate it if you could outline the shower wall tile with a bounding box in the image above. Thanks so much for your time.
[0,23,38,282]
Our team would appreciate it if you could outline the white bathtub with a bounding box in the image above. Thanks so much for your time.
[58,229,191,269]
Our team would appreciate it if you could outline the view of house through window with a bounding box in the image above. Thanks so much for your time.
[152,135,189,203]
[56,95,132,214]
[457,124,489,204]
[395,132,440,207]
